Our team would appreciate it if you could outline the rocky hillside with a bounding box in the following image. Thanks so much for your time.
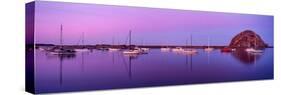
[229,30,268,48]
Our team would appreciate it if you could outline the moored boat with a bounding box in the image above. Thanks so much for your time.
[161,47,170,52]
[50,47,76,55]
[109,48,120,51]
[123,30,142,55]
[204,36,214,52]
[75,32,90,52]
[108,37,120,52]
[245,48,263,53]
[49,24,76,55]
[75,48,90,52]
[182,49,197,54]
[245,38,263,53]
[181,34,197,54]
[204,48,214,52]
[221,47,233,52]
[172,47,183,52]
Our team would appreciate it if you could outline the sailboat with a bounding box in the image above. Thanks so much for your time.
[49,24,76,55]
[204,36,214,52]
[139,40,149,54]
[109,37,120,51]
[221,47,233,52]
[245,38,263,53]
[181,34,197,54]
[135,47,148,54]
[245,48,262,53]
[109,48,120,51]
[161,47,171,52]
[75,32,89,52]
[123,30,141,55]
[141,47,149,52]
[172,47,183,52]
[140,44,149,52]
[161,42,171,52]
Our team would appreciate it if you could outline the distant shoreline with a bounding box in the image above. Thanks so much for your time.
[33,44,273,49]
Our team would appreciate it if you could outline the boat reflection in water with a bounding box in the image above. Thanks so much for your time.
[48,52,76,86]
[35,48,273,93]
[122,54,136,79]
[232,49,262,64]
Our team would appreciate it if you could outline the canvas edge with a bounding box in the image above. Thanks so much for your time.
[25,1,36,94]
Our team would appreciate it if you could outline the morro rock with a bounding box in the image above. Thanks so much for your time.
[229,30,268,48]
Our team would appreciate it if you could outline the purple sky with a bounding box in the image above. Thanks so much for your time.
[33,1,273,46]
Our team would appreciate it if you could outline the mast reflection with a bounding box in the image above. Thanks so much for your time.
[57,54,76,86]
[122,54,138,79]
[184,54,194,72]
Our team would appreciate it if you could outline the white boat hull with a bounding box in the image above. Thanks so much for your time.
[123,50,140,54]
[75,49,90,52]
[161,48,170,52]
[245,48,263,53]
[181,49,198,54]
[204,48,214,52]
[108,48,120,51]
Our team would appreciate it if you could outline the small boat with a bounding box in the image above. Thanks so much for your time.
[50,48,76,55]
[161,47,170,52]
[204,37,214,52]
[49,24,76,55]
[109,48,120,51]
[140,48,149,54]
[160,42,170,52]
[75,48,90,52]
[182,34,197,54]
[123,51,139,58]
[221,47,233,52]
[134,47,148,54]
[123,48,141,55]
[139,40,150,52]
[182,49,197,54]
[123,30,141,55]
[245,48,263,53]
[38,47,45,51]
[172,47,183,52]
[204,48,214,52]
[108,37,120,52]
[123,49,140,54]
[141,48,149,51]
[75,32,89,52]
[245,38,263,53]
[97,47,109,51]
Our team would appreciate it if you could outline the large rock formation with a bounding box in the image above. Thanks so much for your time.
[229,30,268,48]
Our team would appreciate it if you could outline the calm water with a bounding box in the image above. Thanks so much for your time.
[35,48,273,93]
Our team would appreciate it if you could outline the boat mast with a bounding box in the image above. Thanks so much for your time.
[186,37,188,48]
[82,32,84,45]
[208,37,210,48]
[129,30,131,49]
[254,36,257,49]
[190,34,193,47]
[60,24,63,47]
[112,36,115,45]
